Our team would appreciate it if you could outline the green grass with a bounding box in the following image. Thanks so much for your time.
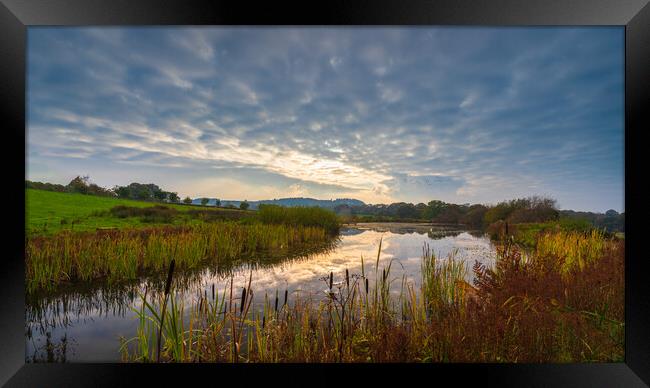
[26,189,250,236]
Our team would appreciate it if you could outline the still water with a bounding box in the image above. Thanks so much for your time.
[26,223,497,362]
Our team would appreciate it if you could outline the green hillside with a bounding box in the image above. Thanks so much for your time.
[26,189,248,236]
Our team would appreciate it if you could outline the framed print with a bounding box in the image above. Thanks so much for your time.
[1,0,649,386]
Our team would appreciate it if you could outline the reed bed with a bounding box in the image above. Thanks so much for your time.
[535,229,607,277]
[120,229,623,363]
[26,222,333,293]
[256,205,340,234]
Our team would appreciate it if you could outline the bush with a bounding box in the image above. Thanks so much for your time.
[109,205,178,223]
[484,196,559,225]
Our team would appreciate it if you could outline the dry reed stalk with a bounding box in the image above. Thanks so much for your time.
[156,258,175,362]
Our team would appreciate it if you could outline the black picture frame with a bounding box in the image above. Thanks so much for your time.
[1,0,648,386]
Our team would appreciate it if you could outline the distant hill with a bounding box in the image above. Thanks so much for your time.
[191,197,365,210]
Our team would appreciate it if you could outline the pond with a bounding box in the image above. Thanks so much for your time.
[25,223,497,362]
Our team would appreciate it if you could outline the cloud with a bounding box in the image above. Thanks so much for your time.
[329,56,343,69]
[27,27,624,212]
[459,91,478,108]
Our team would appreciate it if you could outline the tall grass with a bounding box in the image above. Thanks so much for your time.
[536,229,606,277]
[256,205,340,234]
[120,229,622,363]
[421,245,467,319]
[26,222,333,293]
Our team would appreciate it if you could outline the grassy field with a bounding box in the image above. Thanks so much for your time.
[26,189,251,236]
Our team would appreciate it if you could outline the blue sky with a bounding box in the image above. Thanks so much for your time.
[27,27,624,212]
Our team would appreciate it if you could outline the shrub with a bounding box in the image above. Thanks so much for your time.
[109,205,178,223]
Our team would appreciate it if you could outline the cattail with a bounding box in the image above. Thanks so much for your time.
[157,259,175,363]
[164,260,175,296]
[211,284,215,300]
[345,269,349,288]
[329,272,333,290]
[240,288,247,314]
[283,289,288,307]
[505,221,509,236]
[262,315,266,329]
[365,278,369,294]
[274,290,279,312]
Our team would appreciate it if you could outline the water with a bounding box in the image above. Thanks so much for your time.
[26,223,497,362]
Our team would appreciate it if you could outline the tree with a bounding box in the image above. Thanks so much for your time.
[396,203,418,219]
[168,192,180,203]
[114,186,130,199]
[240,201,250,210]
[134,186,150,201]
[415,203,428,219]
[62,176,115,197]
[87,183,115,197]
[67,175,90,194]
[484,196,558,225]
[461,204,488,228]
[436,204,463,224]
[484,202,514,224]
[201,198,210,206]
[153,188,167,201]
[215,199,221,207]
[183,196,192,204]
[423,200,448,220]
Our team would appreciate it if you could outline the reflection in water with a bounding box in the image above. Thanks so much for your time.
[27,332,72,363]
[26,225,496,362]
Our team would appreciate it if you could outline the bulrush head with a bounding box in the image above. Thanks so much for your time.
[240,288,247,314]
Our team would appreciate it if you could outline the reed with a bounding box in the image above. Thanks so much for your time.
[535,229,607,277]
[420,245,467,319]
[26,221,333,293]
[120,229,623,363]
[256,205,340,234]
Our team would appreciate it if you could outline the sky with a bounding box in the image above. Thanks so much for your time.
[27,27,624,212]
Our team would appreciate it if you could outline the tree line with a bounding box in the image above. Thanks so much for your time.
[25,177,255,209]
[26,178,624,231]
[26,176,180,203]
[335,196,624,232]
